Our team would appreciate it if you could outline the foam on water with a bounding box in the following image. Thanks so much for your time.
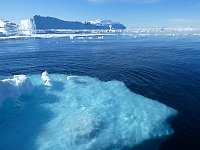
[0,72,177,149]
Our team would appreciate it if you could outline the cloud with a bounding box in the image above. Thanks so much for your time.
[88,0,162,4]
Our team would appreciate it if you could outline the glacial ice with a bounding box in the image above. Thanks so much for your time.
[1,15,200,39]
[41,71,52,86]
[0,19,18,36]
[0,73,177,149]
[0,75,32,106]
[19,19,36,35]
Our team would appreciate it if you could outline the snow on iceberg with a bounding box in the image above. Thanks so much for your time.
[88,19,126,30]
[0,75,32,106]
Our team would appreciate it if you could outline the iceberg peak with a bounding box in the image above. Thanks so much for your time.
[41,71,52,87]
[88,19,116,25]
[0,75,33,106]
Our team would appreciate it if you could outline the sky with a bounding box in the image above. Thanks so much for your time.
[0,0,200,27]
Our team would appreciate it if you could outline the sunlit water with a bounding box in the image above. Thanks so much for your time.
[0,35,200,150]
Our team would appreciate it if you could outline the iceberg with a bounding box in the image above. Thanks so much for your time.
[19,19,36,35]
[0,75,32,106]
[16,15,126,36]
[0,73,177,149]
[41,71,52,86]
[33,15,126,30]
[0,19,18,36]
[0,16,126,37]
[36,75,177,150]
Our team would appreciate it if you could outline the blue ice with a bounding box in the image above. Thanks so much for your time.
[0,73,177,150]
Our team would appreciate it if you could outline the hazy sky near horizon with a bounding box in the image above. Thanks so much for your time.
[1,0,200,27]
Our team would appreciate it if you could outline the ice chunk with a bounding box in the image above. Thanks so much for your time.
[41,71,52,86]
[19,19,36,35]
[66,75,78,81]
[0,74,177,149]
[0,19,18,36]
[35,75,177,150]
[0,75,32,106]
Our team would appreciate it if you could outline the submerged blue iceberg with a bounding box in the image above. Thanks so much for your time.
[0,73,177,150]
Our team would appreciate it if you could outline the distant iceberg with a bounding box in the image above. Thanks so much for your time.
[33,15,126,30]
[17,15,126,36]
[19,19,36,35]
[0,19,18,36]
[0,15,126,37]
[2,15,200,39]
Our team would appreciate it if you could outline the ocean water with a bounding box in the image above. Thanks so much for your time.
[0,35,200,150]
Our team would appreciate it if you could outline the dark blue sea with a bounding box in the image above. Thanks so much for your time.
[0,35,200,150]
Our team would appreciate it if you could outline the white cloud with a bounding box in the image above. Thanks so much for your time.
[88,0,162,4]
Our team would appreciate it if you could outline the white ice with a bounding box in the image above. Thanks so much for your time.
[19,19,36,35]
[41,71,52,86]
[0,75,32,106]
